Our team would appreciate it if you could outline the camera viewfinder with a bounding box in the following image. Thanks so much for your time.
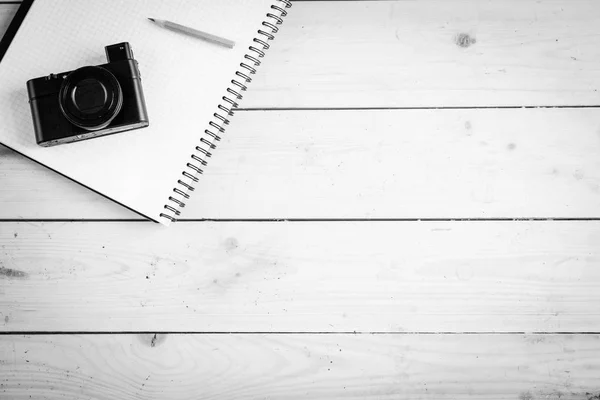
[105,42,134,63]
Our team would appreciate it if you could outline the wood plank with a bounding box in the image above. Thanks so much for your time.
[3,1,600,109]
[1,108,600,220]
[1,221,600,332]
[189,108,600,219]
[1,334,599,399]
[0,144,138,220]
[224,0,600,108]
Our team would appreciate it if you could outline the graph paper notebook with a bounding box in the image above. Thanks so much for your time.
[0,0,291,225]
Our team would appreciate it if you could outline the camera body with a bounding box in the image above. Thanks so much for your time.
[27,42,149,147]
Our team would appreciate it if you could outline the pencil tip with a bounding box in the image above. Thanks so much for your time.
[148,18,155,22]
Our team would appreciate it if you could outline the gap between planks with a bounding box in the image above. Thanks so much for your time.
[2,331,600,335]
[2,218,600,222]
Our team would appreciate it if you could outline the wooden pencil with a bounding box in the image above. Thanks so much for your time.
[148,18,235,49]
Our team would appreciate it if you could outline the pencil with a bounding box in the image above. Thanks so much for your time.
[148,18,235,49]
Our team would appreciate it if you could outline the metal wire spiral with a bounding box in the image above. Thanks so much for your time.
[160,0,292,222]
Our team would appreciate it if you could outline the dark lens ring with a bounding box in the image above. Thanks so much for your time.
[59,66,123,131]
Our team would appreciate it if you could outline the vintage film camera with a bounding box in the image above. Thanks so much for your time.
[27,42,149,147]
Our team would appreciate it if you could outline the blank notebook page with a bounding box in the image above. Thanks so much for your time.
[0,0,273,224]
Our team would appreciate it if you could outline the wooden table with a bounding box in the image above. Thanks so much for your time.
[1,1,600,398]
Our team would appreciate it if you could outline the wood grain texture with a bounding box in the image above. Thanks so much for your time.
[1,108,600,219]
[188,108,600,219]
[216,0,600,108]
[1,221,600,332]
[3,1,600,109]
[1,334,599,399]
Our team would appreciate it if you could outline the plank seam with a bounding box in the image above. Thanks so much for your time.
[236,105,600,111]
[1,331,600,335]
[2,218,600,223]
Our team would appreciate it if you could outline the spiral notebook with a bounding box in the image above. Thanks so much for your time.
[0,0,291,225]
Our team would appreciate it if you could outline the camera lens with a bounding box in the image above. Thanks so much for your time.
[71,78,108,115]
[59,66,123,131]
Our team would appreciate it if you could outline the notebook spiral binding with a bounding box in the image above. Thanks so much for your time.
[160,0,292,222]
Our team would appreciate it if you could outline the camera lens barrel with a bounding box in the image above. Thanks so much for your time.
[59,66,123,131]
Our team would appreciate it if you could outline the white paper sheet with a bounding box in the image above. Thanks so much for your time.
[0,0,275,224]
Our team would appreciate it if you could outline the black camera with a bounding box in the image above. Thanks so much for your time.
[27,42,149,147]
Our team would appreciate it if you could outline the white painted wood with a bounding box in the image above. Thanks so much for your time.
[0,145,138,219]
[1,108,600,219]
[1,334,598,399]
[3,1,600,109]
[1,221,599,332]
[229,0,600,108]
[189,108,600,219]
